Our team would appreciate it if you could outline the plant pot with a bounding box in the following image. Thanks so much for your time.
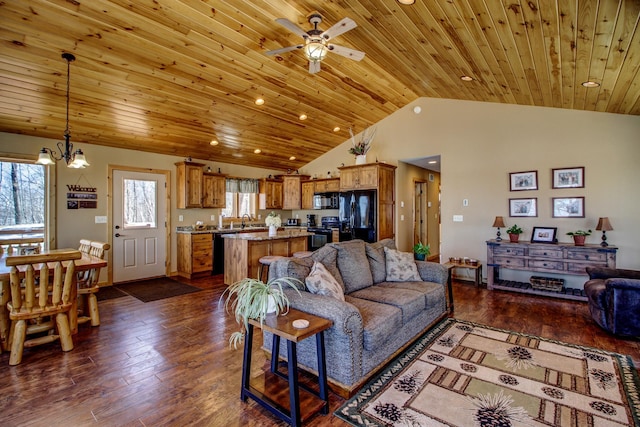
[509,233,520,243]
[268,225,277,236]
[355,154,367,165]
[572,235,586,246]
[414,253,426,261]
[266,294,277,314]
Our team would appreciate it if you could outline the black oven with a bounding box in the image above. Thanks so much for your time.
[307,216,339,250]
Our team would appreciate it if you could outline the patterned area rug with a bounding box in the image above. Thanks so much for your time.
[336,318,640,426]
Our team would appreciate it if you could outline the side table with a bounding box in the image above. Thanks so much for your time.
[241,308,333,426]
[442,263,455,314]
[444,261,483,287]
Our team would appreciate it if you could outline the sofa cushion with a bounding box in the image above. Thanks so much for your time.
[331,240,373,293]
[376,281,444,308]
[366,239,396,284]
[305,261,345,301]
[384,247,421,282]
[346,295,402,352]
[268,257,311,290]
[349,285,426,324]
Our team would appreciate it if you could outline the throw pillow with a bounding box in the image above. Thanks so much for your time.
[366,238,397,283]
[305,261,345,301]
[384,247,421,282]
[330,240,373,293]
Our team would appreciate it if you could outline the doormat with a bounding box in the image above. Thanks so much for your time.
[336,318,640,426]
[96,286,128,301]
[115,277,202,303]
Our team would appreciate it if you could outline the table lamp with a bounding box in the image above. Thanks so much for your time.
[492,216,506,241]
[595,217,613,247]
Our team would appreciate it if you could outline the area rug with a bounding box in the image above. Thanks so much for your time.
[114,277,202,303]
[336,318,640,426]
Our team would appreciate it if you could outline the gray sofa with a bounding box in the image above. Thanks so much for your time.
[266,239,448,397]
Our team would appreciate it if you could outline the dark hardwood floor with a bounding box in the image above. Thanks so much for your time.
[0,276,638,426]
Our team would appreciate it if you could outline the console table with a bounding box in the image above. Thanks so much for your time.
[486,240,617,301]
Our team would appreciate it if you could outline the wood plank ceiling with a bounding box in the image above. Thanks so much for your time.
[1,1,638,171]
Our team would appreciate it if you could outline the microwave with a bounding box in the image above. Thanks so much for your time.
[313,193,339,210]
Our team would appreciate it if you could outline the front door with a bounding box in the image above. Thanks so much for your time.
[112,169,168,283]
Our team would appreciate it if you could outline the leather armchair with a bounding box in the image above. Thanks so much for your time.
[584,267,640,337]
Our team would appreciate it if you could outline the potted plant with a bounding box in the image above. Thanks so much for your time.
[566,229,591,246]
[412,242,431,261]
[348,127,376,164]
[221,276,302,349]
[506,224,523,243]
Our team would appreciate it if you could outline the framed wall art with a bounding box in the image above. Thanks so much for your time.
[552,166,584,189]
[509,197,537,217]
[509,170,538,191]
[531,227,558,243]
[552,197,585,218]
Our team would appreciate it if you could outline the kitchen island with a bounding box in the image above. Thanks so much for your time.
[223,229,312,285]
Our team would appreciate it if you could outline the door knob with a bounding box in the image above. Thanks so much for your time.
[115,233,121,237]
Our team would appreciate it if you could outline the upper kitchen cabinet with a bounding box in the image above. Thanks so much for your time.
[281,175,310,210]
[259,178,283,210]
[339,163,393,191]
[176,161,205,208]
[202,172,227,208]
[301,181,315,210]
[314,178,340,193]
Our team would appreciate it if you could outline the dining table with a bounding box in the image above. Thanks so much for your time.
[0,249,108,352]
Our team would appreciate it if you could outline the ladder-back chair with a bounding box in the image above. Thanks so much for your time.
[0,237,44,256]
[77,240,110,327]
[5,250,82,365]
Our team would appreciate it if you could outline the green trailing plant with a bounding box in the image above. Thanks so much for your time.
[566,229,592,236]
[412,242,431,255]
[506,224,523,234]
[221,276,302,349]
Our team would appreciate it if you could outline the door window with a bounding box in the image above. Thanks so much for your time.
[123,178,157,229]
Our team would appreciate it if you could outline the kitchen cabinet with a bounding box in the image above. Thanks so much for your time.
[314,178,340,193]
[259,178,283,210]
[338,163,396,240]
[177,233,213,278]
[301,181,315,210]
[202,172,226,208]
[175,161,204,208]
[281,175,310,210]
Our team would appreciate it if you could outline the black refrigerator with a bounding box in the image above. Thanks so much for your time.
[339,190,377,243]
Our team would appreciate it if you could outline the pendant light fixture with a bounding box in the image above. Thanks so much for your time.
[36,53,90,168]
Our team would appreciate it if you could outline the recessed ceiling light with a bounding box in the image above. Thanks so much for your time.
[413,106,422,114]
[333,126,341,132]
[299,114,307,120]
[397,0,416,4]
[254,149,261,154]
[210,139,218,146]
[289,156,296,161]
[581,81,600,88]
[428,160,437,164]
[460,75,474,82]
[255,98,265,105]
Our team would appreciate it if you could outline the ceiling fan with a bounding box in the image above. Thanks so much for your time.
[265,13,365,74]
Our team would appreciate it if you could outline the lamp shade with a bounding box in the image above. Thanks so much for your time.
[303,39,328,61]
[36,149,55,165]
[596,217,613,231]
[492,216,506,228]
[68,149,90,169]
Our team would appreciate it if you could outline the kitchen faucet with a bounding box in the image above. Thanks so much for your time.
[241,214,251,229]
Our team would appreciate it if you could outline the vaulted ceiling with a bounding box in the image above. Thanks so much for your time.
[1,1,638,171]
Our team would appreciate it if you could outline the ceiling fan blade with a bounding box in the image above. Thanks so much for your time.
[275,18,309,39]
[309,61,321,74]
[328,44,365,61]
[265,45,303,56]
[321,17,357,40]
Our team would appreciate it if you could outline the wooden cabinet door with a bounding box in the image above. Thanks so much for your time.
[339,168,358,190]
[283,176,302,210]
[203,173,226,208]
[357,165,379,189]
[192,234,213,273]
[176,161,204,208]
[325,178,340,192]
[271,181,283,209]
[260,179,283,210]
[301,182,314,210]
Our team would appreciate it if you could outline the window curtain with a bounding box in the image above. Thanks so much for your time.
[226,178,259,193]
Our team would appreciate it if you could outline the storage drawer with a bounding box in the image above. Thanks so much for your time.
[493,246,526,256]
[193,241,212,251]
[528,260,564,271]
[494,257,525,268]
[528,247,563,259]
[566,249,607,262]
[567,262,606,274]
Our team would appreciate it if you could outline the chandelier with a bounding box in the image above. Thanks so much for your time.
[36,53,89,168]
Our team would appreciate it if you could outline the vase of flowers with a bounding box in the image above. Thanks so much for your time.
[265,211,281,236]
[349,127,376,164]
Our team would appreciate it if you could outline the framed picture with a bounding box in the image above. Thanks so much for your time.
[552,167,584,188]
[531,227,558,243]
[552,197,585,218]
[510,170,538,191]
[509,197,537,217]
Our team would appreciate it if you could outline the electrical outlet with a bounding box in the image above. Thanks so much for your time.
[210,215,215,221]
[179,215,184,222]
[453,215,463,222]
[400,214,405,221]
[463,199,469,207]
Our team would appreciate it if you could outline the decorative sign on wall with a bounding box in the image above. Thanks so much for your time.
[66,179,97,209]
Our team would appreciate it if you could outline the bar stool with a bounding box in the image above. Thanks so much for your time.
[258,255,284,282]
[293,251,313,258]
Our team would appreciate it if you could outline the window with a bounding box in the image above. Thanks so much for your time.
[0,160,46,239]
[222,192,257,218]
[123,178,157,229]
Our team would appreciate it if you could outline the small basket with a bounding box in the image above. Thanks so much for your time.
[530,276,564,292]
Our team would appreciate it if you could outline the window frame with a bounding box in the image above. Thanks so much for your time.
[222,192,257,218]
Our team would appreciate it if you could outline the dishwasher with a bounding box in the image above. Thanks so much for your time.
[213,232,227,274]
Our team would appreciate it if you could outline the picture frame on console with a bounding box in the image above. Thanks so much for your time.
[509,197,537,217]
[509,170,538,191]
[531,226,558,243]
[552,166,584,189]
[553,197,585,218]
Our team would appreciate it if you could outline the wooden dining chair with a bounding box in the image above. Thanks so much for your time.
[77,240,110,327]
[0,237,45,256]
[5,250,82,365]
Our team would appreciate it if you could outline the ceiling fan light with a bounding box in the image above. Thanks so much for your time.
[304,40,328,62]
[68,149,89,168]
[36,149,55,165]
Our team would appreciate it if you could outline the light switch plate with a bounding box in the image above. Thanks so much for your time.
[179,215,184,222]
[463,199,469,206]
[94,216,107,224]
[453,215,463,222]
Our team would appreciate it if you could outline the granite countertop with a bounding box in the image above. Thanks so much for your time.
[221,229,313,240]
[176,225,308,235]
